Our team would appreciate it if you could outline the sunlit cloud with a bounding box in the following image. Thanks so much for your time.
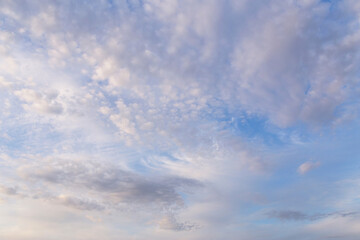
[0,0,360,239]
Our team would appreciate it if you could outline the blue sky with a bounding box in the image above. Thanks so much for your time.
[1,0,360,239]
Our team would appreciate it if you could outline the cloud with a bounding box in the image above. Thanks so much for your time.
[0,185,18,196]
[297,161,321,175]
[2,0,358,130]
[267,210,308,221]
[267,210,360,222]
[0,76,12,88]
[0,0,360,239]
[14,88,63,115]
[18,156,202,211]
[306,211,360,239]
[157,213,199,231]
[55,195,104,211]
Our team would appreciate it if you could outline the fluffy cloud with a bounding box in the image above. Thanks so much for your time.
[2,0,358,130]
[14,88,63,115]
[0,0,360,239]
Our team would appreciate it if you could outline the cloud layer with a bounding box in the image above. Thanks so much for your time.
[1,0,360,239]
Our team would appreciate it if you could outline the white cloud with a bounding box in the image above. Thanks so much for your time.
[0,0,360,239]
[0,76,11,88]
[307,213,360,239]
[298,161,321,175]
[14,88,63,115]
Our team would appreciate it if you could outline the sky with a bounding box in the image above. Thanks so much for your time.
[0,0,360,239]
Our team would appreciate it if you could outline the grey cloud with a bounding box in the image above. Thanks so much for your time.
[0,185,18,195]
[158,213,199,232]
[267,210,308,221]
[18,158,202,210]
[54,195,105,211]
[0,184,105,211]
[267,210,360,222]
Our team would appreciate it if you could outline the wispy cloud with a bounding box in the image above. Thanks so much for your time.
[0,0,360,239]
[267,210,360,222]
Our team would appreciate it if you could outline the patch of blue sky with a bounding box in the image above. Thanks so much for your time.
[320,0,343,10]
[205,99,312,147]
[322,0,355,27]
[126,0,143,11]
[260,123,360,211]
[128,158,153,174]
[0,19,45,52]
[106,0,115,9]
[272,132,359,182]
[232,116,287,146]
[0,15,18,30]
[209,107,311,148]
[0,122,62,156]
[177,191,191,206]
[129,151,182,174]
